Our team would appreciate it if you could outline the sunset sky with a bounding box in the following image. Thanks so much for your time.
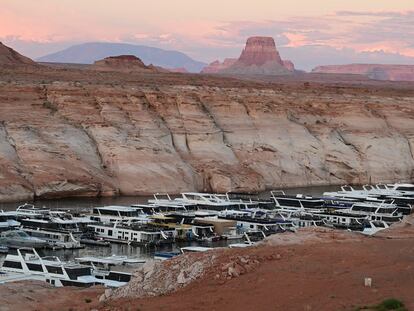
[1,0,414,69]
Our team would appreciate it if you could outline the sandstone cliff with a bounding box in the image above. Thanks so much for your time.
[312,64,414,81]
[0,67,413,202]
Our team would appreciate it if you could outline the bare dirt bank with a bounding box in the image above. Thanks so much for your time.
[1,215,413,311]
[0,66,414,202]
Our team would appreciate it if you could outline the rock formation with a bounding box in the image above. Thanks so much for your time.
[201,58,237,74]
[0,68,413,202]
[91,55,160,73]
[0,42,36,67]
[312,64,414,81]
[210,37,294,75]
[238,37,283,66]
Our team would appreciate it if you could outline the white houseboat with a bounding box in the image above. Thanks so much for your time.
[0,248,131,287]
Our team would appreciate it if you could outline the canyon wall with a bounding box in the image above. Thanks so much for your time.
[0,78,413,202]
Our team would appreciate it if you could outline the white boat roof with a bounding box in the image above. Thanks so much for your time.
[229,243,255,248]
[181,246,212,252]
[75,256,145,265]
[95,205,137,212]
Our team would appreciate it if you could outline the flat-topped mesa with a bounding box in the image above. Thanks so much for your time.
[0,42,37,66]
[92,55,159,73]
[238,37,284,66]
[217,36,294,75]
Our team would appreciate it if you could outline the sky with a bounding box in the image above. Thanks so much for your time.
[1,0,414,70]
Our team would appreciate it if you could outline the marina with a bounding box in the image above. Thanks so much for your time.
[0,184,411,270]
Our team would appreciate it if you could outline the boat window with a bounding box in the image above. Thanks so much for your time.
[276,198,302,208]
[3,261,23,270]
[46,266,63,274]
[27,263,43,272]
[395,186,414,191]
[16,231,29,238]
[66,267,91,280]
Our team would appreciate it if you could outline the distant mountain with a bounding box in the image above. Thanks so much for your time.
[36,42,206,73]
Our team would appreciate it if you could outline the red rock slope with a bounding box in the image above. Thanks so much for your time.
[0,42,36,66]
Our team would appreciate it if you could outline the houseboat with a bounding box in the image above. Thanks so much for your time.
[0,248,131,287]
[0,211,20,231]
[0,230,50,249]
[87,222,175,246]
[89,206,149,224]
[336,202,403,224]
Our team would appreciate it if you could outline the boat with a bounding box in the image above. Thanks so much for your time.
[180,246,212,253]
[0,230,50,249]
[335,202,403,224]
[0,211,20,232]
[192,216,242,240]
[87,222,175,246]
[14,203,50,219]
[228,230,264,248]
[0,248,131,287]
[154,251,181,261]
[79,231,111,247]
[218,209,293,235]
[360,221,389,236]
[271,191,325,211]
[75,255,145,270]
[89,205,150,224]
[169,192,246,210]
[21,227,83,249]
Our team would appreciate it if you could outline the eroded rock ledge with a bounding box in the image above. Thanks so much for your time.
[0,80,413,202]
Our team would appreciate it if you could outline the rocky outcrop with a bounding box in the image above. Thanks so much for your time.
[220,37,293,75]
[312,64,414,81]
[105,254,215,300]
[0,42,36,67]
[0,70,413,202]
[91,55,160,73]
[201,58,237,74]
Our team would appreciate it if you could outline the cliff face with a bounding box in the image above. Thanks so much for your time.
[312,64,414,81]
[0,74,413,202]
